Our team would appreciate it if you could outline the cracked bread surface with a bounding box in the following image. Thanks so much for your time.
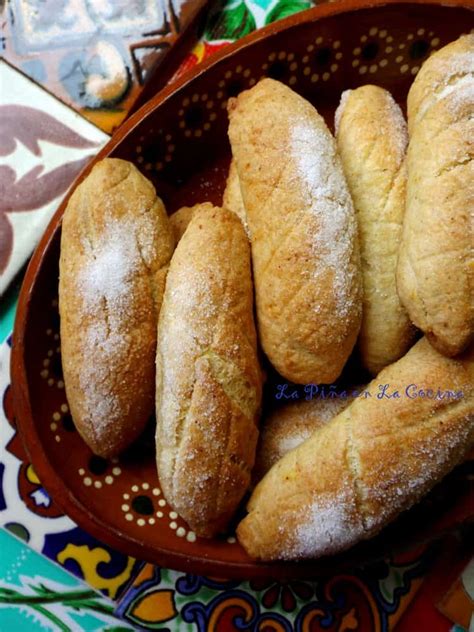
[155,204,262,537]
[397,35,474,356]
[59,158,175,457]
[335,85,416,375]
[237,337,474,560]
[228,78,362,384]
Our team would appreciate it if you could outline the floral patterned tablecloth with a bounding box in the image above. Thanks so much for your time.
[0,1,472,630]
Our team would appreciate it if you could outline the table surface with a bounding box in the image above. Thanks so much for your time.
[0,1,471,630]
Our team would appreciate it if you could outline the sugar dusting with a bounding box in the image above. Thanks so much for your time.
[290,121,359,318]
[76,217,148,436]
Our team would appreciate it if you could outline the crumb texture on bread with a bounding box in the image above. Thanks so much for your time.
[223,159,250,237]
[59,158,174,457]
[397,35,474,356]
[237,338,474,560]
[336,85,416,374]
[228,78,362,384]
[155,204,262,537]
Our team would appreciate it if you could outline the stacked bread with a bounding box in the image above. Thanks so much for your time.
[59,35,473,555]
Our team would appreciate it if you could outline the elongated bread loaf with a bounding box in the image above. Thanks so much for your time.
[237,337,474,560]
[253,395,354,482]
[155,204,262,537]
[228,78,362,384]
[223,159,250,236]
[336,86,416,375]
[397,35,474,356]
[59,158,174,457]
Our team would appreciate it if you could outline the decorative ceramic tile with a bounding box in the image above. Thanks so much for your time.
[0,338,140,600]
[3,0,209,132]
[114,545,438,630]
[0,60,108,296]
[0,529,135,630]
[438,557,474,630]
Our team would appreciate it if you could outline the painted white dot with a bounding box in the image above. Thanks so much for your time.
[112,467,121,476]
[122,504,129,511]
[142,482,150,490]
[336,52,342,60]
[417,28,425,35]
[46,328,52,335]
[158,499,166,507]
[78,468,85,476]
[43,359,50,367]
[57,381,64,389]
[105,476,113,485]
[131,485,138,492]
[288,76,297,86]
[186,532,196,542]
[169,521,177,530]
[353,47,361,55]
[53,412,61,421]
[407,34,414,40]
[47,350,53,357]
[369,64,377,73]
[137,518,145,527]
[352,59,360,67]
[169,511,178,520]
[379,29,387,38]
[61,404,69,413]
[400,64,409,73]
[369,27,378,36]
[125,513,133,521]
[431,37,440,47]
[289,61,297,71]
[152,488,160,496]
[330,64,338,72]
[333,40,341,49]
[227,536,236,544]
[396,55,403,63]
[303,66,311,76]
[53,333,59,341]
[385,46,393,53]
[93,481,101,489]
[322,72,330,81]
[386,35,393,43]
[411,66,420,75]
[40,370,48,378]
[361,35,367,43]
[359,65,368,74]
[123,493,130,500]
[55,435,61,442]
[50,422,57,431]
[156,511,163,518]
[380,59,388,67]
[148,518,155,525]
[311,73,319,83]
[84,477,92,486]
[48,379,54,386]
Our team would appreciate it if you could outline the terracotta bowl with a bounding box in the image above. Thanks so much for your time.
[11,0,474,580]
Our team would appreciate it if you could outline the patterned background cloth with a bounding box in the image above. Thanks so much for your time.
[0,1,473,630]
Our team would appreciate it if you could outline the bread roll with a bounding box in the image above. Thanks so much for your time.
[237,337,474,560]
[254,395,354,482]
[155,204,262,537]
[228,78,362,384]
[59,158,174,457]
[335,86,416,375]
[170,205,195,242]
[223,159,250,236]
[397,35,474,356]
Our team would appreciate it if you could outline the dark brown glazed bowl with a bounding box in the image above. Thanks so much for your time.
[11,0,474,580]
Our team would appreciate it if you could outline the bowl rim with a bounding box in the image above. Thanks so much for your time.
[10,0,474,580]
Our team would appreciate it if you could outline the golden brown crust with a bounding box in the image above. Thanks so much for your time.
[335,85,416,375]
[237,338,474,560]
[59,158,175,457]
[398,36,474,356]
[155,204,262,537]
[228,78,362,384]
[253,396,354,483]
[169,205,196,242]
[223,159,250,236]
